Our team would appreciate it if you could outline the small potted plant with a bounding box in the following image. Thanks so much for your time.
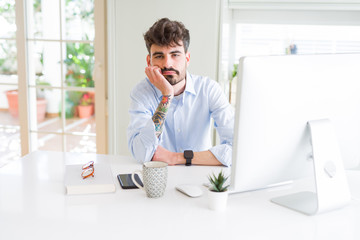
[207,170,230,211]
[77,92,94,118]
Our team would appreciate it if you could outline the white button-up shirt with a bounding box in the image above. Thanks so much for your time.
[127,72,234,166]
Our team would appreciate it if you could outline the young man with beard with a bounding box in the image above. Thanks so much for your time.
[127,18,234,166]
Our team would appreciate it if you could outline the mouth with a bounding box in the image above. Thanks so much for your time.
[162,71,176,75]
[161,68,179,76]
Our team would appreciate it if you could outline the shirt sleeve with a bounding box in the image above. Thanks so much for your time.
[208,81,235,167]
[127,87,159,164]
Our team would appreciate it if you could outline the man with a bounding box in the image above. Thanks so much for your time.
[127,18,234,166]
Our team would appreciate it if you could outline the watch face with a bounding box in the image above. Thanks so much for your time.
[184,150,193,159]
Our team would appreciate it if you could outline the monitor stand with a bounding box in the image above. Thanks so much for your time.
[271,119,351,215]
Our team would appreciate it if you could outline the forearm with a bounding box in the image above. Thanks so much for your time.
[152,95,173,137]
[174,150,223,166]
[152,146,223,166]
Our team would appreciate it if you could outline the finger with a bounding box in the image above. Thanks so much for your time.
[145,66,157,77]
[146,66,160,72]
[154,68,164,78]
[151,67,162,79]
[145,67,158,84]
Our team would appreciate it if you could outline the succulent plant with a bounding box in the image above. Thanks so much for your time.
[208,170,229,192]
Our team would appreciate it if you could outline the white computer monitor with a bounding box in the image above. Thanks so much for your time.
[230,53,360,215]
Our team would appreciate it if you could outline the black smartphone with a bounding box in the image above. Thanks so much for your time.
[117,173,143,189]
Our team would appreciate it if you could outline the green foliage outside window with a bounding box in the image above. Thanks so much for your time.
[64,42,94,88]
[63,42,95,118]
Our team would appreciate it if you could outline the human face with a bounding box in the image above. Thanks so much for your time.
[146,42,190,86]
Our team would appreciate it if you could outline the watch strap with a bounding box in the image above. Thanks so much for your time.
[184,150,193,166]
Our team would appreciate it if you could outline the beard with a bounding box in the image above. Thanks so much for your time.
[164,75,183,85]
[162,67,186,86]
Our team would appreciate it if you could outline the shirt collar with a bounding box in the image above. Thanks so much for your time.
[184,72,196,96]
[152,72,197,101]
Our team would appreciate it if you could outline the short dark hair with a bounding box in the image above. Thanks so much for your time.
[144,18,190,54]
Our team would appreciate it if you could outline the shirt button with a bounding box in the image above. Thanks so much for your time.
[180,148,183,152]
[177,129,181,132]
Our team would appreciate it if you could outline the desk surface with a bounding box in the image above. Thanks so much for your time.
[1,151,360,240]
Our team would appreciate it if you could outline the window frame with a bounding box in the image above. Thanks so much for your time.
[14,0,107,156]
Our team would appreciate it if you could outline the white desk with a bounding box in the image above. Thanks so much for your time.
[1,151,360,240]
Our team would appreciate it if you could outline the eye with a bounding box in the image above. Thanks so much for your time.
[154,55,163,59]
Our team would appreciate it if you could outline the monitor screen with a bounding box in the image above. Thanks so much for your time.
[230,53,360,194]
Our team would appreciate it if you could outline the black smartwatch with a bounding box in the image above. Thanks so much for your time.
[184,150,193,166]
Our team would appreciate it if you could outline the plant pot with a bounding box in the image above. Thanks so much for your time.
[77,105,94,118]
[208,190,228,211]
[6,90,19,117]
[6,90,47,122]
[36,98,47,122]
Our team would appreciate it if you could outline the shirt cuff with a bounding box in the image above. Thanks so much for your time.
[209,144,232,167]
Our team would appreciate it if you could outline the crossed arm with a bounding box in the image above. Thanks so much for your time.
[152,146,221,166]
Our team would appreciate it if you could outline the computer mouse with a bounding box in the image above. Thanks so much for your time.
[176,184,203,198]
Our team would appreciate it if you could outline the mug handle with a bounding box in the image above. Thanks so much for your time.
[131,171,144,190]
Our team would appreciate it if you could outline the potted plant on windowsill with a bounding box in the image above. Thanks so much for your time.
[207,170,230,211]
[77,92,94,118]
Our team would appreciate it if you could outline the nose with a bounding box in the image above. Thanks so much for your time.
[163,55,174,69]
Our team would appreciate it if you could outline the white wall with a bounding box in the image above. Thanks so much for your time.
[107,0,222,156]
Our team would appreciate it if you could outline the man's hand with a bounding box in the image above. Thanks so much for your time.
[145,66,174,96]
[152,145,181,166]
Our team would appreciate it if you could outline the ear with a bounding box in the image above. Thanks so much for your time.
[146,55,151,66]
[185,52,190,67]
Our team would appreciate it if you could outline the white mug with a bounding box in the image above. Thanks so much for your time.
[132,161,168,198]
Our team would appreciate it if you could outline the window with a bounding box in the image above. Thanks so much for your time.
[26,0,96,154]
[221,6,360,105]
[0,0,106,167]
